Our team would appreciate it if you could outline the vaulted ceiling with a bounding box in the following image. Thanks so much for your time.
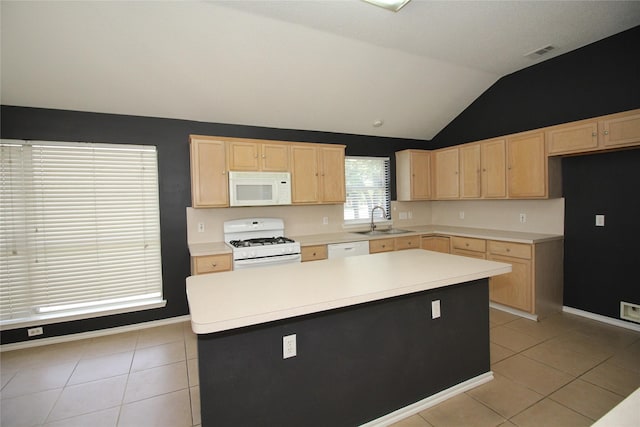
[2,1,639,140]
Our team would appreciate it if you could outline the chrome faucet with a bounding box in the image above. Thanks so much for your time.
[370,206,386,232]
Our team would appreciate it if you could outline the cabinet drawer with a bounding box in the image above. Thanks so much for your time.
[369,238,395,253]
[488,241,532,259]
[193,254,232,274]
[301,245,328,262]
[451,248,486,260]
[451,236,486,253]
[395,235,420,251]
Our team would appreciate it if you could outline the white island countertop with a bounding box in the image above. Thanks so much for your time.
[186,250,511,334]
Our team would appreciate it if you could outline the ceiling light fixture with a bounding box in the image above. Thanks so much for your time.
[361,0,411,12]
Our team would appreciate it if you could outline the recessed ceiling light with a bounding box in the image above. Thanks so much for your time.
[361,0,411,12]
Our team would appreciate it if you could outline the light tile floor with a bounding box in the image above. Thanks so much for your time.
[392,309,640,427]
[0,309,638,427]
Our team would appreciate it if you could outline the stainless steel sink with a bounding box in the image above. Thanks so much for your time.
[354,229,411,236]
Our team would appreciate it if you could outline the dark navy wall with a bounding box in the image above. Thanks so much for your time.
[430,25,640,322]
[563,149,640,320]
[430,25,640,149]
[0,106,424,344]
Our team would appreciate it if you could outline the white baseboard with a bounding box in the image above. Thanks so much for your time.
[0,315,192,352]
[563,306,640,333]
[360,371,494,427]
[490,302,538,321]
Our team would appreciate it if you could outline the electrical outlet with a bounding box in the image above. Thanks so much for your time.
[519,213,527,223]
[399,212,407,220]
[322,216,329,225]
[459,211,465,220]
[431,300,441,319]
[595,215,605,227]
[197,222,205,232]
[28,327,43,337]
[283,334,297,359]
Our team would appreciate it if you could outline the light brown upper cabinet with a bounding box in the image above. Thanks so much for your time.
[600,110,640,149]
[189,136,229,208]
[433,147,460,199]
[460,144,481,198]
[547,109,640,156]
[396,149,431,200]
[227,139,289,171]
[290,143,345,204]
[480,138,507,198]
[319,145,346,203]
[506,131,548,198]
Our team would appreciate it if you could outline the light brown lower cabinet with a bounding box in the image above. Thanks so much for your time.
[191,254,232,275]
[450,236,486,259]
[443,236,563,319]
[421,236,450,253]
[301,245,328,262]
[369,238,395,253]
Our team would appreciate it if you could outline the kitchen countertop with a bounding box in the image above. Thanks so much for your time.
[292,225,563,246]
[187,225,563,256]
[186,250,511,334]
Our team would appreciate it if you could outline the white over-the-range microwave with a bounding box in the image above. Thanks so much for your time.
[228,171,292,206]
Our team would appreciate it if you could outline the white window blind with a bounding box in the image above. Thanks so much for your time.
[0,140,164,329]
[344,156,391,223]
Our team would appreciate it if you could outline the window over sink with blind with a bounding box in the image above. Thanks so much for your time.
[0,140,165,330]
[343,156,391,225]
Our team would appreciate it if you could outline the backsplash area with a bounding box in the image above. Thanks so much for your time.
[187,198,563,244]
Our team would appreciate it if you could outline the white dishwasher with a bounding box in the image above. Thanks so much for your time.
[327,241,370,258]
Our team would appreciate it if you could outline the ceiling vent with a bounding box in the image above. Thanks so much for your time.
[524,45,555,60]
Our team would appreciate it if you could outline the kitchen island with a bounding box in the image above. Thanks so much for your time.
[187,250,511,426]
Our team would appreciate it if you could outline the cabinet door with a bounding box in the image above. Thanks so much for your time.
[481,139,507,198]
[421,236,450,253]
[290,145,319,203]
[261,143,289,171]
[190,138,228,207]
[319,146,346,203]
[460,144,481,198]
[488,254,533,313]
[546,120,599,155]
[507,132,547,198]
[227,141,260,171]
[434,147,459,199]
[601,111,640,148]
[411,151,432,199]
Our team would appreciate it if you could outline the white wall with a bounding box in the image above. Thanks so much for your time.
[430,198,565,235]
[187,198,563,244]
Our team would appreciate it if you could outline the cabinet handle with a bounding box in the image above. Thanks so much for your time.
[506,248,511,252]
[482,168,487,172]
[222,170,226,175]
[262,154,266,159]
[465,243,469,247]
[211,263,217,268]
[603,130,609,135]
[592,132,597,137]
[312,252,317,256]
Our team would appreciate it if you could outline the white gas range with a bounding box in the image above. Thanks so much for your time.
[224,218,301,270]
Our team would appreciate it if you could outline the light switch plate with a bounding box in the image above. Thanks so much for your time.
[595,215,605,227]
